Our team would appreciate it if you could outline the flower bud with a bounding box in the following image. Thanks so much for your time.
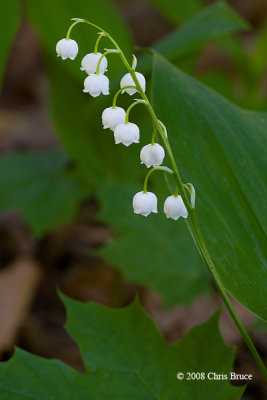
[133,191,158,217]
[102,107,126,131]
[164,195,188,220]
[120,72,146,95]
[140,143,165,168]
[81,52,108,75]
[83,74,109,97]
[114,122,140,146]
[56,38,78,60]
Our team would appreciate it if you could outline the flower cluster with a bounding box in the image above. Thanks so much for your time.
[56,21,189,221]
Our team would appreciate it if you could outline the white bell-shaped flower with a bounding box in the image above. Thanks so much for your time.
[164,195,188,220]
[120,72,146,95]
[81,52,108,75]
[133,191,158,217]
[114,122,140,146]
[83,74,109,97]
[56,38,78,60]
[140,143,165,168]
[102,107,126,131]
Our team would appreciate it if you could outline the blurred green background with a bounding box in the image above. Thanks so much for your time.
[0,0,266,398]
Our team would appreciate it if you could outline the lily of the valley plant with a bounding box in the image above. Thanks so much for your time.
[56,18,267,381]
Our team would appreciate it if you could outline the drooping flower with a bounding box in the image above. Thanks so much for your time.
[81,52,108,75]
[114,122,140,146]
[133,191,158,216]
[140,143,165,168]
[102,107,126,131]
[56,38,78,60]
[120,72,146,95]
[83,74,109,97]
[164,195,188,220]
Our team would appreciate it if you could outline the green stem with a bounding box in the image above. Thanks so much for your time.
[69,17,267,381]
[143,166,173,193]
[112,86,136,108]
[94,32,105,54]
[66,20,81,40]
[96,50,109,74]
[96,49,119,74]
[174,186,179,197]
[125,100,147,124]
[151,127,157,145]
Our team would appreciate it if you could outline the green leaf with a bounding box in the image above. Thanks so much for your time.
[25,0,134,181]
[140,1,249,74]
[97,180,210,307]
[152,53,267,320]
[158,1,249,57]
[0,297,244,399]
[147,0,204,24]
[0,350,74,400]
[171,310,245,400]
[198,70,237,103]
[0,151,90,237]
[0,1,20,86]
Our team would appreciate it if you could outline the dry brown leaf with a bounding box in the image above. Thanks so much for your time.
[0,258,41,352]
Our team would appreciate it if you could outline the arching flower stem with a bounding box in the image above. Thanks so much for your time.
[143,166,173,193]
[66,19,81,40]
[112,86,137,109]
[94,32,106,54]
[96,49,119,74]
[125,100,148,124]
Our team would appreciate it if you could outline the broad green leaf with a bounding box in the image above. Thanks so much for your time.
[0,1,20,86]
[139,1,249,74]
[152,54,267,320]
[0,151,90,236]
[198,70,237,104]
[171,311,245,400]
[0,296,244,400]
[147,0,204,24]
[157,0,249,58]
[25,0,134,181]
[97,180,210,307]
[0,350,74,400]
